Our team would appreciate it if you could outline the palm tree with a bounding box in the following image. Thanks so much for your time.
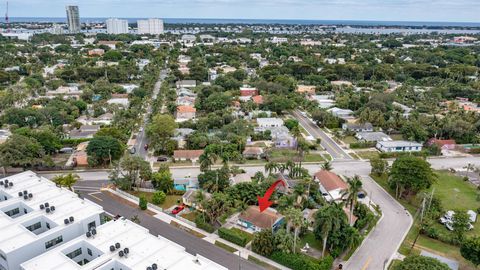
[321,161,332,171]
[285,160,296,173]
[52,173,80,191]
[291,125,302,150]
[264,161,278,175]
[341,175,363,225]
[315,204,344,258]
[297,138,310,167]
[464,163,475,179]
[284,207,304,254]
[199,152,217,172]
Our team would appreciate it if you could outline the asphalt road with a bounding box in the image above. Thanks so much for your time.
[291,109,352,160]
[74,184,261,270]
[134,69,169,159]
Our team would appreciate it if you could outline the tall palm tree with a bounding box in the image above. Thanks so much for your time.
[264,161,278,175]
[199,152,217,172]
[291,125,302,150]
[321,161,332,171]
[52,173,80,191]
[341,175,363,225]
[315,204,344,258]
[285,160,296,173]
[284,207,304,254]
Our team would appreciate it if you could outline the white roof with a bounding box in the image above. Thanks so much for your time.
[0,171,103,253]
[21,219,227,270]
[256,118,284,126]
[377,140,422,147]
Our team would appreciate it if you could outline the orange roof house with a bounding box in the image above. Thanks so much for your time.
[252,95,263,105]
[314,170,348,201]
[237,206,284,232]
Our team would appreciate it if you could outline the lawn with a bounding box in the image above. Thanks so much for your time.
[390,134,404,140]
[342,136,358,145]
[268,149,324,163]
[248,255,280,270]
[230,227,254,243]
[126,190,182,209]
[355,150,380,160]
[299,231,323,251]
[181,211,198,222]
[373,171,480,270]
[215,241,238,253]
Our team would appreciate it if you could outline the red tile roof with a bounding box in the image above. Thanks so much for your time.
[428,138,456,147]
[252,95,263,104]
[177,105,196,113]
[314,170,348,191]
[173,150,204,159]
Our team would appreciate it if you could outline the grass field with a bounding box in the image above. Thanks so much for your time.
[299,231,323,251]
[180,211,198,222]
[268,149,324,163]
[372,171,480,269]
[127,190,182,209]
[230,227,254,243]
[342,136,358,145]
[355,150,380,160]
[248,255,280,270]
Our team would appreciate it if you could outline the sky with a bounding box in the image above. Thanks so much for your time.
[5,0,480,22]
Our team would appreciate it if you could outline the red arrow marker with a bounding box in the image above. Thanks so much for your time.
[257,179,286,212]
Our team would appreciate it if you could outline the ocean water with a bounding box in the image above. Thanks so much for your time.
[7,17,480,27]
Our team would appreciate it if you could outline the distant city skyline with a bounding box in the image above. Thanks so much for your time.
[3,0,480,23]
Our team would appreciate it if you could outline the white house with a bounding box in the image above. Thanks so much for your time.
[20,219,227,270]
[256,118,284,128]
[376,140,423,153]
[0,171,104,270]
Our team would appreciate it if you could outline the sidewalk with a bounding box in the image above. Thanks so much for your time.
[106,188,289,270]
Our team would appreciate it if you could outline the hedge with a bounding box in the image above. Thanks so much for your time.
[194,215,215,233]
[350,141,376,149]
[270,252,333,270]
[218,228,249,247]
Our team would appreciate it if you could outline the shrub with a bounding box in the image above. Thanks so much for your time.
[461,237,480,266]
[270,252,333,270]
[151,191,166,205]
[350,141,376,149]
[195,215,215,233]
[139,195,148,210]
[218,228,249,247]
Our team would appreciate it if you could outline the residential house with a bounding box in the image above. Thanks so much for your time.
[310,95,335,109]
[182,190,211,210]
[356,132,392,142]
[328,107,354,120]
[0,129,11,144]
[173,150,204,163]
[176,96,196,106]
[175,105,196,122]
[392,102,413,118]
[277,174,300,194]
[314,170,348,202]
[342,122,373,132]
[296,85,316,95]
[427,139,457,150]
[376,140,423,153]
[331,80,352,87]
[107,97,129,108]
[174,178,199,191]
[76,113,113,126]
[230,173,252,185]
[237,206,284,233]
[302,208,319,228]
[240,86,258,97]
[172,128,195,149]
[256,118,284,128]
[88,48,105,56]
[252,95,263,105]
[176,80,197,89]
[242,147,264,159]
[46,85,83,99]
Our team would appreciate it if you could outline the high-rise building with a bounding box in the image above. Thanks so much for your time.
[137,18,164,35]
[106,18,129,34]
[65,6,80,33]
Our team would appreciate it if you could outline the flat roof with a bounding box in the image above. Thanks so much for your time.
[0,171,103,253]
[21,219,227,270]
[377,140,422,147]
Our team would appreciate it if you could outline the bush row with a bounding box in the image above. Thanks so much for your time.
[379,151,428,159]
[270,252,334,270]
[218,228,249,247]
[194,215,215,233]
[349,141,376,149]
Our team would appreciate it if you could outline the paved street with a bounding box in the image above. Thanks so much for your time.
[70,183,262,270]
[291,109,352,160]
[40,156,480,270]
[134,68,168,159]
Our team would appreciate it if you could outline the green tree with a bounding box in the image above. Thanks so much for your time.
[393,255,449,270]
[314,204,346,258]
[152,191,166,205]
[370,157,388,176]
[200,192,232,226]
[0,134,45,169]
[86,136,123,166]
[274,228,295,254]
[321,161,332,171]
[199,151,218,172]
[341,175,363,225]
[118,155,152,190]
[146,114,177,154]
[389,156,436,199]
[452,210,471,241]
[264,161,279,175]
[151,170,173,192]
[251,229,275,256]
[139,195,148,210]
[460,236,480,266]
[284,207,304,253]
[52,173,80,191]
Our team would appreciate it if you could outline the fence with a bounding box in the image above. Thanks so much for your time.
[115,189,139,203]
[176,215,197,228]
